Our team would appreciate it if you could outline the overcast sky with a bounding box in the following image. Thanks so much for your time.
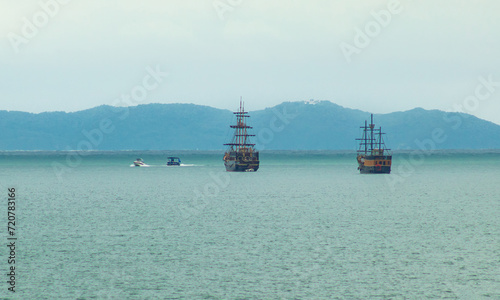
[1,0,499,124]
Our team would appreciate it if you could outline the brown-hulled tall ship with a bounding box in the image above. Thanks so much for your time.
[356,114,392,174]
[223,100,259,172]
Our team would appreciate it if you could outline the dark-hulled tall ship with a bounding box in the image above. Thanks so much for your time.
[223,100,259,172]
[356,114,392,174]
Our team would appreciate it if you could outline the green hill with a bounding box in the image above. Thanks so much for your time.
[0,101,499,150]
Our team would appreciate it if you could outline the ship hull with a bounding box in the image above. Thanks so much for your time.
[358,165,391,174]
[224,160,259,172]
[357,154,392,174]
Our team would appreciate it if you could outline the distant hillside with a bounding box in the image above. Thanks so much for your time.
[0,101,499,150]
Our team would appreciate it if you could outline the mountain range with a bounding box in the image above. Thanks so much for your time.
[1,101,499,150]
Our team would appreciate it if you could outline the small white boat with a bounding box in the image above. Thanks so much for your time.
[133,158,147,167]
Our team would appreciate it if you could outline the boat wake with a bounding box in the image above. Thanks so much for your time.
[130,164,198,168]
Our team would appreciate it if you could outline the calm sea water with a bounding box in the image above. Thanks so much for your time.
[0,150,499,299]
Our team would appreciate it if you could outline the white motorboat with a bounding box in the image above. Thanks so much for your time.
[133,158,147,167]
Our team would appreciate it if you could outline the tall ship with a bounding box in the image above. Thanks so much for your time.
[356,114,392,174]
[223,100,259,172]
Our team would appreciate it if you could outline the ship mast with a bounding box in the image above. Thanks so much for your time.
[224,98,255,151]
[370,114,374,152]
[357,113,391,155]
[378,126,382,150]
[364,120,368,154]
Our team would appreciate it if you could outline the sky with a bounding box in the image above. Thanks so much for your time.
[1,0,500,124]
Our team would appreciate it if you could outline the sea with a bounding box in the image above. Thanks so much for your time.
[0,150,498,299]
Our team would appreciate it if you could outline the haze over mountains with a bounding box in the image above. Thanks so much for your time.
[1,101,499,151]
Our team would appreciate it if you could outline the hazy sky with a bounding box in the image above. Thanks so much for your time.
[1,0,500,124]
